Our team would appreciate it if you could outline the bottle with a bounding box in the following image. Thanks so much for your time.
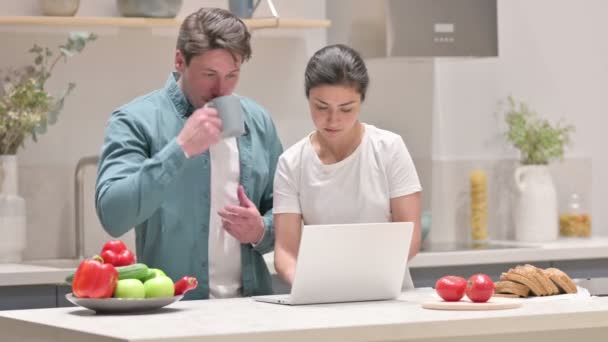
[470,169,488,241]
[559,193,591,237]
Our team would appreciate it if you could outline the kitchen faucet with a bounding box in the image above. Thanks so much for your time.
[74,155,99,260]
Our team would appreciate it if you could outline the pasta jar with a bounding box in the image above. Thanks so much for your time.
[559,193,591,237]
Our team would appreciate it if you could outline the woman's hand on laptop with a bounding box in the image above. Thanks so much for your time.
[274,213,303,285]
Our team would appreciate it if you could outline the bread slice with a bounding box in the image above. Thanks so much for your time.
[544,268,578,294]
[517,265,548,296]
[513,265,548,296]
[493,293,521,298]
[525,264,560,295]
[500,268,544,296]
[494,280,530,298]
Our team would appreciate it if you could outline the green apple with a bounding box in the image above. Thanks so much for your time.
[113,279,145,299]
[142,268,166,282]
[144,276,174,298]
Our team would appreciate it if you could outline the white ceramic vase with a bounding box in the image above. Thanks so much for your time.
[513,165,558,242]
[0,155,27,263]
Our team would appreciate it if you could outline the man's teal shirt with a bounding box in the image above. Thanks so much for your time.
[95,73,283,299]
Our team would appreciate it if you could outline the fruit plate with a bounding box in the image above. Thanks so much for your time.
[65,293,184,314]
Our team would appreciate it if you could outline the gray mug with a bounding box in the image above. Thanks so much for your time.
[210,95,245,138]
[228,0,261,18]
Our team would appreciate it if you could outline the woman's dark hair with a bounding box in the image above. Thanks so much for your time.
[177,8,252,65]
[304,44,369,101]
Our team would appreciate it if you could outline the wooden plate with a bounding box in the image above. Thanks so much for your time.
[422,297,522,311]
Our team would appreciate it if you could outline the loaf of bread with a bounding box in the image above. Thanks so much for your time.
[544,268,578,294]
[495,264,577,298]
[495,280,530,298]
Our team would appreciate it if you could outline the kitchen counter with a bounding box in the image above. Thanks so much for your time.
[2,237,608,287]
[408,237,608,268]
[262,236,608,272]
[0,263,73,287]
[0,288,607,342]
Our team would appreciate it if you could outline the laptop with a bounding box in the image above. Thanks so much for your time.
[253,222,413,305]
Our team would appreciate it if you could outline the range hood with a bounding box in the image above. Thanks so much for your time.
[326,0,498,59]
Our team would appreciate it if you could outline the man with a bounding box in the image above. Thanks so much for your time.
[95,8,282,300]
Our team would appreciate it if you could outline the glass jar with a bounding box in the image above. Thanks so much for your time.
[559,193,591,237]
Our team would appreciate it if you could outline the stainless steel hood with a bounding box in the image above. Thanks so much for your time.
[327,0,498,59]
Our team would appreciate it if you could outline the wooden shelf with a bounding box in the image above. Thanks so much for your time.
[0,16,330,30]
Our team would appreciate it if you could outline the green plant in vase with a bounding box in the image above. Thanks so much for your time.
[501,95,575,242]
[0,32,95,262]
[0,32,96,155]
[503,95,574,165]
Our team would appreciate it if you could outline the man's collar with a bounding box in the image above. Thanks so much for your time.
[165,72,195,118]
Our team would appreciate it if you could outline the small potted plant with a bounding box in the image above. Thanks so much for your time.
[0,32,96,262]
[502,96,574,242]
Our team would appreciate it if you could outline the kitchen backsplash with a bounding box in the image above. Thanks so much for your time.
[18,156,431,260]
[18,156,590,260]
[427,158,592,245]
[18,162,134,260]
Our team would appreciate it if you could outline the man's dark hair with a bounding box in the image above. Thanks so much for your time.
[177,8,252,65]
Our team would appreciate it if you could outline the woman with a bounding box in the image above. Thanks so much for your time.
[273,44,422,288]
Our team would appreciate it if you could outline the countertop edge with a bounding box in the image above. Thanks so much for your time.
[1,289,607,341]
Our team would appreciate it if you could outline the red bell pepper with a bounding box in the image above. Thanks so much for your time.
[100,240,135,267]
[72,255,118,298]
[174,276,198,296]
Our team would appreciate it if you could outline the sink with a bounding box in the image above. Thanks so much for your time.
[22,258,83,269]
[575,278,608,296]
[421,241,537,252]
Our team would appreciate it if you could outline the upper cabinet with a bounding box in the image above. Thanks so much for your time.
[327,0,497,58]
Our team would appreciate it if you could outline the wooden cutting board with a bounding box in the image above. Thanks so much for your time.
[422,297,522,311]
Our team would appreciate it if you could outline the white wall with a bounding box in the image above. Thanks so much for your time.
[363,59,434,211]
[430,0,605,242]
[1,0,328,259]
[4,0,604,260]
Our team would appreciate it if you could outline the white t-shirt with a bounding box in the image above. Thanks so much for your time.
[273,124,422,288]
[208,137,242,298]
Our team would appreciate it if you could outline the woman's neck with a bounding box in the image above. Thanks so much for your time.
[312,122,365,164]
